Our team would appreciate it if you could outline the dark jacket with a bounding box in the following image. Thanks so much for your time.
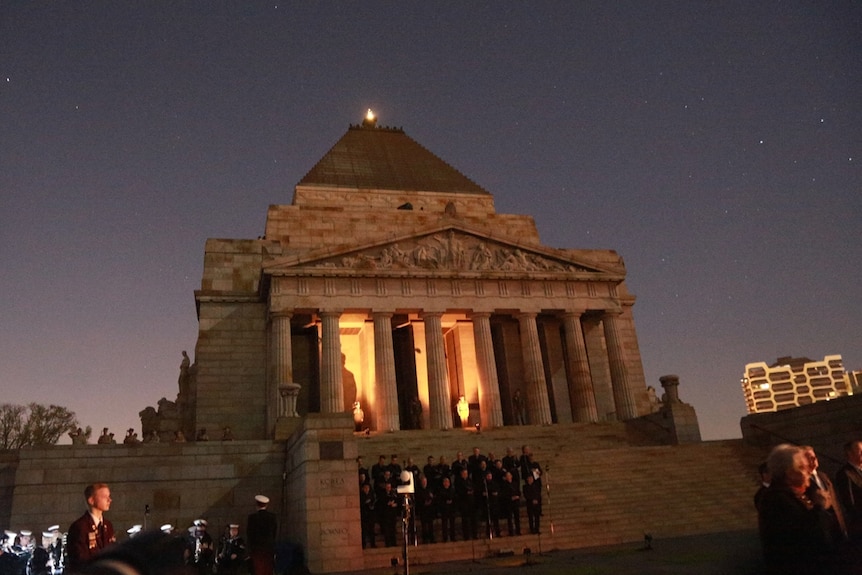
[66,512,116,571]
[246,509,277,553]
[758,484,833,575]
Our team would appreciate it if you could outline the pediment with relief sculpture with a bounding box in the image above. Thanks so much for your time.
[265,228,619,277]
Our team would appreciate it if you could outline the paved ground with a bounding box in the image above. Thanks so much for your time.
[356,530,766,575]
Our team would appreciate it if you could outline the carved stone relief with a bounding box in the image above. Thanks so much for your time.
[311,231,591,273]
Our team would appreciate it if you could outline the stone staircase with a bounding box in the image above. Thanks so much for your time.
[355,422,764,570]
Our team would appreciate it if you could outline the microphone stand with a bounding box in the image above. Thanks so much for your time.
[545,466,553,537]
[483,475,493,540]
[401,495,412,575]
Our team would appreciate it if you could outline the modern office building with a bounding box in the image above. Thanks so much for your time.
[741,354,853,414]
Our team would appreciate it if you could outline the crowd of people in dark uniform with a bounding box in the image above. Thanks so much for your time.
[0,529,63,575]
[756,441,862,575]
[357,445,545,549]
[0,520,251,575]
[0,486,275,575]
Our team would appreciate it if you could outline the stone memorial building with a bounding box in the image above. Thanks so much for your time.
[3,114,726,575]
[183,111,651,441]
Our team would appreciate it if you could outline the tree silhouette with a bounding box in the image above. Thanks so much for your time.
[0,403,79,449]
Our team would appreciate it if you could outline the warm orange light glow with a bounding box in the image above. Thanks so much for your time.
[366,108,375,122]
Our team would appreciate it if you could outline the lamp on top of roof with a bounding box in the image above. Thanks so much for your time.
[362,108,377,128]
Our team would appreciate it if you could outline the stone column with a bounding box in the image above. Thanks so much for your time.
[278,382,301,417]
[470,312,504,429]
[271,312,294,425]
[516,312,552,425]
[562,311,598,423]
[422,311,452,430]
[319,311,344,414]
[373,312,401,431]
[603,310,637,420]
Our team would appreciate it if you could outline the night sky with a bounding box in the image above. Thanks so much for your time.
[2,2,860,442]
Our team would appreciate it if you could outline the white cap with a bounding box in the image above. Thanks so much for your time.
[193,519,207,527]
[229,524,240,529]
[254,494,270,504]
[48,525,60,532]
[160,524,173,533]
[42,531,55,538]
[3,530,16,539]
[19,530,32,537]
[127,525,142,535]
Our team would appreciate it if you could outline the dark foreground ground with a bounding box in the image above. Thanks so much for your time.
[345,530,766,575]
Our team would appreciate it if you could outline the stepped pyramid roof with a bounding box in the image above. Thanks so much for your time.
[299,111,489,195]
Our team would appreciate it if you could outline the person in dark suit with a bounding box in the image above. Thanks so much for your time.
[370,455,388,483]
[523,474,542,534]
[246,495,277,575]
[416,475,437,544]
[378,482,399,547]
[359,483,377,549]
[467,447,487,477]
[758,444,833,575]
[437,476,457,543]
[835,440,862,544]
[455,468,478,541]
[500,471,522,536]
[754,461,771,512]
[423,456,441,489]
[66,483,116,572]
[803,446,847,544]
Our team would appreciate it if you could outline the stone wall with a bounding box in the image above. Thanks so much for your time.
[741,393,862,477]
[194,301,269,440]
[5,441,283,539]
[282,414,362,574]
[3,415,363,574]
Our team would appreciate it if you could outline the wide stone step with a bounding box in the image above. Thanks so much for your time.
[356,424,764,564]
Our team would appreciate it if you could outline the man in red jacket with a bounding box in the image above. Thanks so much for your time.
[66,482,116,571]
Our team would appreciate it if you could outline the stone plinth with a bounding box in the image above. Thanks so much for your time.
[281,413,362,574]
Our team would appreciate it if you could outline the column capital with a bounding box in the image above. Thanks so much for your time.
[603,307,624,317]
[270,310,294,320]
[468,311,492,320]
[318,309,343,318]
[420,310,445,319]
[562,309,587,318]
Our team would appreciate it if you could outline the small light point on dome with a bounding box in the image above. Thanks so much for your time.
[362,108,378,128]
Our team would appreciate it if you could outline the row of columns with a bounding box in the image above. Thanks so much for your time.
[270,308,638,431]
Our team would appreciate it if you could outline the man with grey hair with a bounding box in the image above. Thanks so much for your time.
[758,444,834,574]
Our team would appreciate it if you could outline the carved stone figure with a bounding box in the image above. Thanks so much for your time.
[309,231,588,274]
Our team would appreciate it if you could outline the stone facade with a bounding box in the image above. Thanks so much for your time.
[47,115,668,574]
[1,416,360,574]
[188,119,651,442]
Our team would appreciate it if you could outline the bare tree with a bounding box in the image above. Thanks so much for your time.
[0,403,79,450]
[0,404,26,450]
